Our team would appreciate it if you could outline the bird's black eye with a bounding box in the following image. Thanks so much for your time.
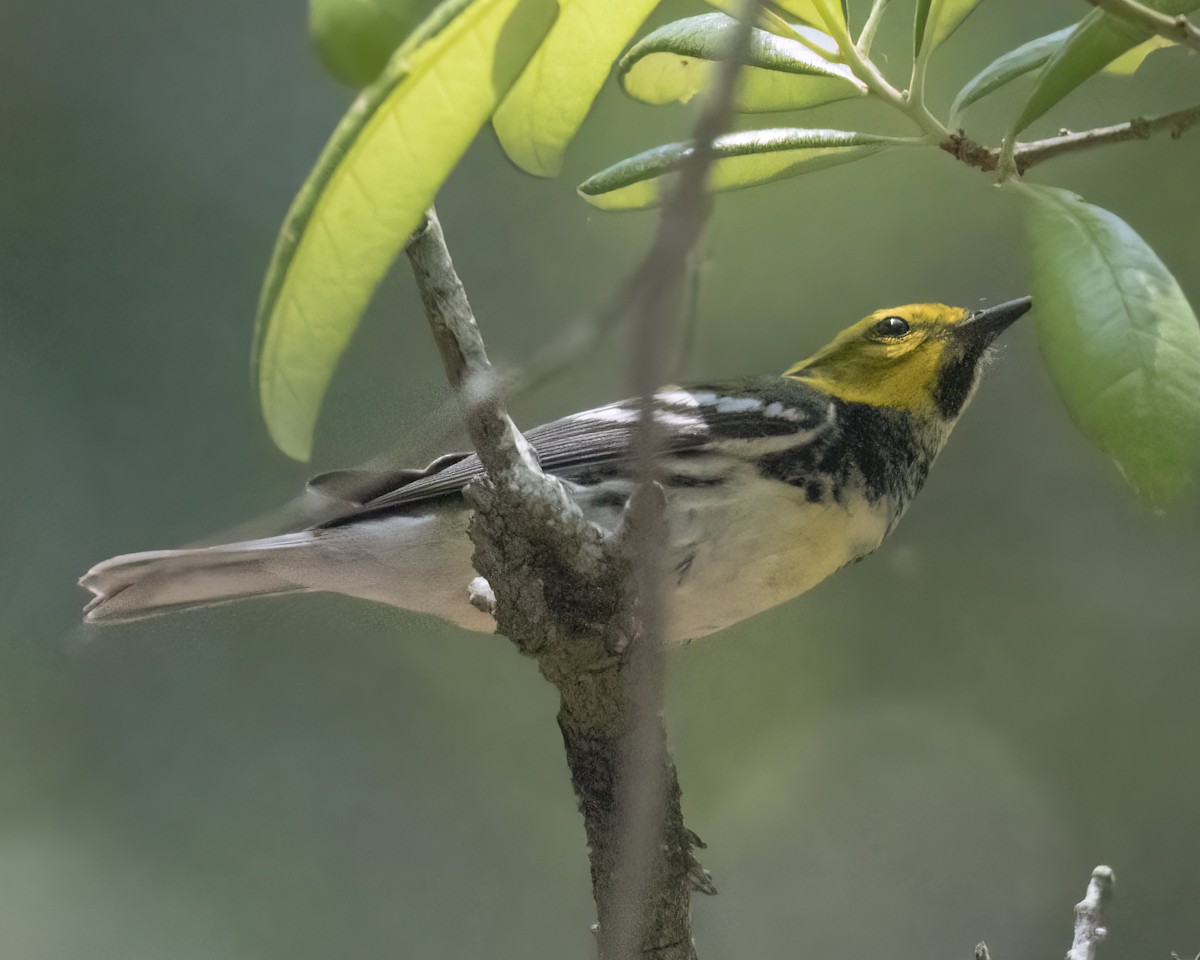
[873,316,910,338]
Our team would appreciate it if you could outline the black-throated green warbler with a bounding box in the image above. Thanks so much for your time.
[82,298,1030,641]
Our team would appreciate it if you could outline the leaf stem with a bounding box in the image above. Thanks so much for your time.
[856,0,890,54]
[909,0,938,115]
[822,5,950,138]
[1085,0,1200,51]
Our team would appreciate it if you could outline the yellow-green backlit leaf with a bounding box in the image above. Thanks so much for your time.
[1010,0,1200,136]
[704,0,798,41]
[1104,34,1175,73]
[949,26,1071,119]
[493,0,660,178]
[1019,184,1200,506]
[619,14,863,113]
[704,0,843,33]
[915,0,983,56]
[254,0,557,461]
[578,128,903,211]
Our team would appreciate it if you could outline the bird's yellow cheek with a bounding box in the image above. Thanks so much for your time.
[795,347,945,414]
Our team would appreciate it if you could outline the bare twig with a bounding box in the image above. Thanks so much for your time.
[404,211,542,485]
[1067,866,1115,960]
[1015,106,1200,170]
[940,103,1200,174]
[604,2,760,956]
[418,246,653,455]
[1086,0,1200,51]
[676,243,708,372]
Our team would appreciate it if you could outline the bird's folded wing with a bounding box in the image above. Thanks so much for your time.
[316,378,832,525]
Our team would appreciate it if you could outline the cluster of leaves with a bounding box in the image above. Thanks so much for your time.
[255,0,1200,507]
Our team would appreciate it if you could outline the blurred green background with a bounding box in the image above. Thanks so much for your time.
[3,1,1199,957]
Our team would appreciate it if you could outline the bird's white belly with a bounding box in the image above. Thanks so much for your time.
[294,474,890,643]
[660,475,889,641]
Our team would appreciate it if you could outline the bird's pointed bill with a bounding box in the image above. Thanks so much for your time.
[961,296,1032,343]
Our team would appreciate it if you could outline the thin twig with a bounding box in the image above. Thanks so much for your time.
[1086,0,1200,51]
[1067,866,1115,960]
[940,103,1200,174]
[403,211,539,482]
[1014,105,1200,169]
[386,267,643,466]
[402,4,755,956]
[676,242,708,373]
[403,209,606,599]
[605,3,761,956]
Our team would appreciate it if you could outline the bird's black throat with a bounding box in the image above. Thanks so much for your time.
[756,399,936,515]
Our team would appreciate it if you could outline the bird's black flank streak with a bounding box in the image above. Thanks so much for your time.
[757,400,934,515]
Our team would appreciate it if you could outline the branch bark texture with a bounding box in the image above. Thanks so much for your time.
[400,5,756,955]
[404,210,709,960]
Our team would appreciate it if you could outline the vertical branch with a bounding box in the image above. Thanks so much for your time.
[402,6,759,959]
[404,206,712,960]
[604,1,761,957]
[404,212,543,485]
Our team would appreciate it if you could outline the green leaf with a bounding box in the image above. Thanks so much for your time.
[254,0,558,461]
[914,0,983,57]
[310,0,426,87]
[1018,184,1200,506]
[492,0,661,178]
[704,0,806,41]
[618,14,864,113]
[949,26,1072,120]
[578,128,904,211]
[1010,0,1200,136]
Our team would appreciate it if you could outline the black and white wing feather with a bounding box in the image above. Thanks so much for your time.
[316,377,834,526]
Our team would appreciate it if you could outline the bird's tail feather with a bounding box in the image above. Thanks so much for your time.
[80,532,315,624]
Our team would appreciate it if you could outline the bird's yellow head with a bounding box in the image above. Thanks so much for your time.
[784,298,1031,418]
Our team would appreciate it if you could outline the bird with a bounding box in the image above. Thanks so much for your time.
[81,297,1030,642]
